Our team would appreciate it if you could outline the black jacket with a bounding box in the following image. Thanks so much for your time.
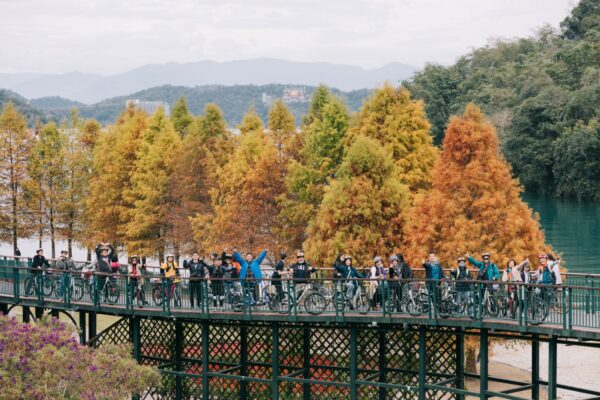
[184,259,208,279]
[32,255,50,270]
[290,262,315,282]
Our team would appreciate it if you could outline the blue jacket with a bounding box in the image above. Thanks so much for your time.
[233,250,267,282]
[467,257,500,281]
[423,262,445,281]
[540,267,554,285]
[335,264,364,279]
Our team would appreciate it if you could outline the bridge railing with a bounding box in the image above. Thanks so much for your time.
[1,256,599,332]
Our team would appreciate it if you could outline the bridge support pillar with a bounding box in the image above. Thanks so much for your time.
[22,306,30,323]
[35,307,44,319]
[79,312,87,344]
[479,329,489,400]
[303,324,311,400]
[202,321,209,400]
[50,309,59,318]
[131,316,141,400]
[88,312,97,338]
[240,324,248,400]
[378,329,387,400]
[174,320,184,400]
[531,335,539,400]
[455,329,465,400]
[418,326,426,400]
[350,325,358,400]
[548,336,557,400]
[0,303,7,315]
[271,323,280,400]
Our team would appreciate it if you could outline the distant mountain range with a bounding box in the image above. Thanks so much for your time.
[0,58,417,104]
[0,84,371,127]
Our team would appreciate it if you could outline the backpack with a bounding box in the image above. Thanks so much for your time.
[477,265,488,280]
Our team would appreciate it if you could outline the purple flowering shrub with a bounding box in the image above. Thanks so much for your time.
[0,315,160,399]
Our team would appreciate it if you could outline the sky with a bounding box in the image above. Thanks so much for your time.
[0,0,576,75]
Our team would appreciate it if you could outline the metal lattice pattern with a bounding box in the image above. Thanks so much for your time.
[90,319,459,399]
[88,317,130,348]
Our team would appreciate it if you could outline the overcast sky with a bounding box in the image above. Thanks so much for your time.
[0,0,576,75]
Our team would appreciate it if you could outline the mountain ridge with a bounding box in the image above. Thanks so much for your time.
[0,58,417,103]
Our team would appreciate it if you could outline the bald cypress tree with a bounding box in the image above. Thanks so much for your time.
[346,83,437,193]
[403,104,552,268]
[304,135,409,267]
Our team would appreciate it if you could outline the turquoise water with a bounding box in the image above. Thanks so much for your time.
[523,193,600,274]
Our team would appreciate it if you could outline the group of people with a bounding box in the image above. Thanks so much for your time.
[25,244,563,314]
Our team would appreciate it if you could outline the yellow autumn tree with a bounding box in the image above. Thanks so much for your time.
[346,83,437,193]
[304,136,410,267]
[403,104,552,268]
[124,108,182,259]
[86,106,148,244]
[171,104,234,254]
[192,110,286,255]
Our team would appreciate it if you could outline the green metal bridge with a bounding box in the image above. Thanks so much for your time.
[1,255,599,400]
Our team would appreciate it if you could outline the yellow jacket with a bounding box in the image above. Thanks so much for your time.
[161,262,180,282]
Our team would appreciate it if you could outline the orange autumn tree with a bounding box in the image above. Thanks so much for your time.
[403,104,552,268]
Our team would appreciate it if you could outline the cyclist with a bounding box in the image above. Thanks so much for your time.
[290,251,316,296]
[547,254,562,285]
[467,251,500,312]
[272,253,287,298]
[451,256,472,314]
[369,256,386,309]
[423,252,445,304]
[388,255,402,311]
[233,249,268,304]
[95,243,114,294]
[337,255,364,306]
[209,256,225,308]
[537,253,557,304]
[128,255,147,306]
[221,252,238,304]
[55,250,75,298]
[183,252,209,309]
[27,249,51,295]
[161,255,181,307]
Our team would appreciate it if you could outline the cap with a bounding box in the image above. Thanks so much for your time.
[389,255,399,262]
[373,256,382,264]
[482,252,491,258]
[538,253,547,259]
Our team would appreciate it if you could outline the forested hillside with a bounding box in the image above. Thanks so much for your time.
[405,0,600,200]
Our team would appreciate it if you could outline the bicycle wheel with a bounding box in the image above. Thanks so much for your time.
[384,295,398,313]
[152,286,163,306]
[438,299,455,319]
[42,277,55,297]
[553,290,566,314]
[485,296,499,317]
[24,276,35,296]
[275,291,291,314]
[355,292,370,315]
[417,292,430,314]
[105,282,120,304]
[527,297,548,325]
[305,292,327,315]
[73,281,84,301]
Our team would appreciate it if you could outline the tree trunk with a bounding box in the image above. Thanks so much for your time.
[87,247,91,262]
[50,201,55,259]
[11,174,18,255]
[465,344,478,373]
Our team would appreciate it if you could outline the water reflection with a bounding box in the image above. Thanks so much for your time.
[523,192,600,274]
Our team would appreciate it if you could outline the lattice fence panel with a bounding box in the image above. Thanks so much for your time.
[88,317,130,349]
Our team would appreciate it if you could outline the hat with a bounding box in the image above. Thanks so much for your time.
[373,256,383,264]
[482,252,491,258]
[389,255,399,262]
[60,250,68,254]
[225,253,232,259]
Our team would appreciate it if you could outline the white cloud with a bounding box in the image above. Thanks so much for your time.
[0,0,576,74]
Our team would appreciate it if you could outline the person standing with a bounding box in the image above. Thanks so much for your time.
[28,249,51,295]
[128,255,147,306]
[423,252,445,304]
[184,252,209,309]
[452,256,472,314]
[289,251,316,297]
[233,249,268,304]
[55,250,74,298]
[272,253,287,299]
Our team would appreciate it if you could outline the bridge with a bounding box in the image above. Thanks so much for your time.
[1,255,599,399]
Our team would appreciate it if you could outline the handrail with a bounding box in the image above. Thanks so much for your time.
[0,258,599,335]
[2,254,597,279]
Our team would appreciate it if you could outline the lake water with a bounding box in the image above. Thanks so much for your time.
[1,194,599,274]
[522,193,600,275]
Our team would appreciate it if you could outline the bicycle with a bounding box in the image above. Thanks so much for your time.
[285,281,327,315]
[261,285,288,314]
[334,280,370,315]
[383,281,422,316]
[98,274,120,304]
[152,278,181,307]
[437,281,459,318]
[24,270,55,297]
[526,287,548,325]
[549,287,568,314]
[478,283,500,317]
